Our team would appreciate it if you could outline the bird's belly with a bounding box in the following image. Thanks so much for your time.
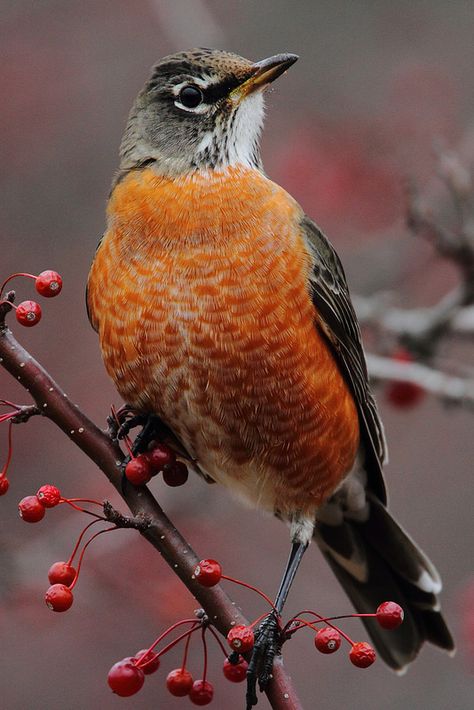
[95,259,359,516]
[87,167,359,515]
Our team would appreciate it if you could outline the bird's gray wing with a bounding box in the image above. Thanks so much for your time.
[300,215,387,502]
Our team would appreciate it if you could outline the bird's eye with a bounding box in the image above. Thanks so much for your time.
[178,85,203,109]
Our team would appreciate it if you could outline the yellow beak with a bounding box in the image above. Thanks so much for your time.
[234,53,298,98]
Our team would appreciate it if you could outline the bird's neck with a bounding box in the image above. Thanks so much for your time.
[107,164,282,251]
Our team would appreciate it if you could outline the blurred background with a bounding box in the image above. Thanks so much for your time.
[1,1,473,708]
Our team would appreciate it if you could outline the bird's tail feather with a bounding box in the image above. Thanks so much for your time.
[314,495,454,670]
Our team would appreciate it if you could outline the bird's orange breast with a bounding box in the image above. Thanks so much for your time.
[87,165,359,515]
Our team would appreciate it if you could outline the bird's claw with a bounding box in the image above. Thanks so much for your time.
[246,611,281,709]
[107,405,145,441]
[117,413,147,442]
[117,413,162,455]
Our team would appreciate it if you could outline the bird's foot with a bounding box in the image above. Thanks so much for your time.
[128,414,163,456]
[246,611,281,709]
[117,414,148,442]
[107,405,145,441]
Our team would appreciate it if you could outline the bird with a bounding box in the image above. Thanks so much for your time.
[86,48,454,705]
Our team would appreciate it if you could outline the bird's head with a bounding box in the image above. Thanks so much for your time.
[119,48,298,177]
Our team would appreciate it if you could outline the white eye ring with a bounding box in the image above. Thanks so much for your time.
[177,85,203,108]
[173,81,209,114]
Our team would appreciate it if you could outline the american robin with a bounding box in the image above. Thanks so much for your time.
[87,48,454,704]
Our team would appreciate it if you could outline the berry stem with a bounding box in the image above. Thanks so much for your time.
[142,619,199,658]
[64,497,103,507]
[288,614,355,646]
[207,625,228,656]
[0,300,18,311]
[1,421,13,477]
[0,400,21,409]
[0,412,18,424]
[221,574,277,612]
[156,623,201,659]
[69,526,117,590]
[201,627,208,683]
[60,498,106,520]
[66,519,103,567]
[0,272,36,297]
[293,609,377,624]
[181,624,194,669]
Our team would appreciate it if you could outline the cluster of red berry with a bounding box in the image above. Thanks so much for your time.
[0,269,63,327]
[124,442,188,487]
[18,483,62,522]
[193,558,404,670]
[0,270,62,492]
[16,482,118,613]
[106,557,404,704]
[308,600,403,668]
[108,614,249,704]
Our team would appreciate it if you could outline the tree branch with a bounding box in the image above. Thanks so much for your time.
[353,289,474,343]
[366,353,474,410]
[353,148,474,406]
[0,317,303,710]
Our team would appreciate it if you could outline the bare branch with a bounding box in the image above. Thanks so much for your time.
[366,353,474,409]
[354,289,474,342]
[354,149,474,409]
[0,317,302,709]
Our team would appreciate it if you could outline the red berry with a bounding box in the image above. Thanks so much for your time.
[15,300,42,327]
[35,270,63,298]
[386,380,425,408]
[125,455,152,485]
[223,656,248,682]
[18,495,45,522]
[386,348,425,408]
[227,625,254,653]
[0,477,9,496]
[189,680,214,705]
[145,443,176,472]
[162,460,188,487]
[48,561,77,586]
[166,668,194,696]
[194,559,222,587]
[134,649,160,675]
[37,484,61,508]
[108,658,145,697]
[314,627,341,654]
[45,584,74,612]
[376,601,404,629]
[349,642,376,668]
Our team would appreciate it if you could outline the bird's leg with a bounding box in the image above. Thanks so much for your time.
[246,541,308,709]
[274,541,309,615]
